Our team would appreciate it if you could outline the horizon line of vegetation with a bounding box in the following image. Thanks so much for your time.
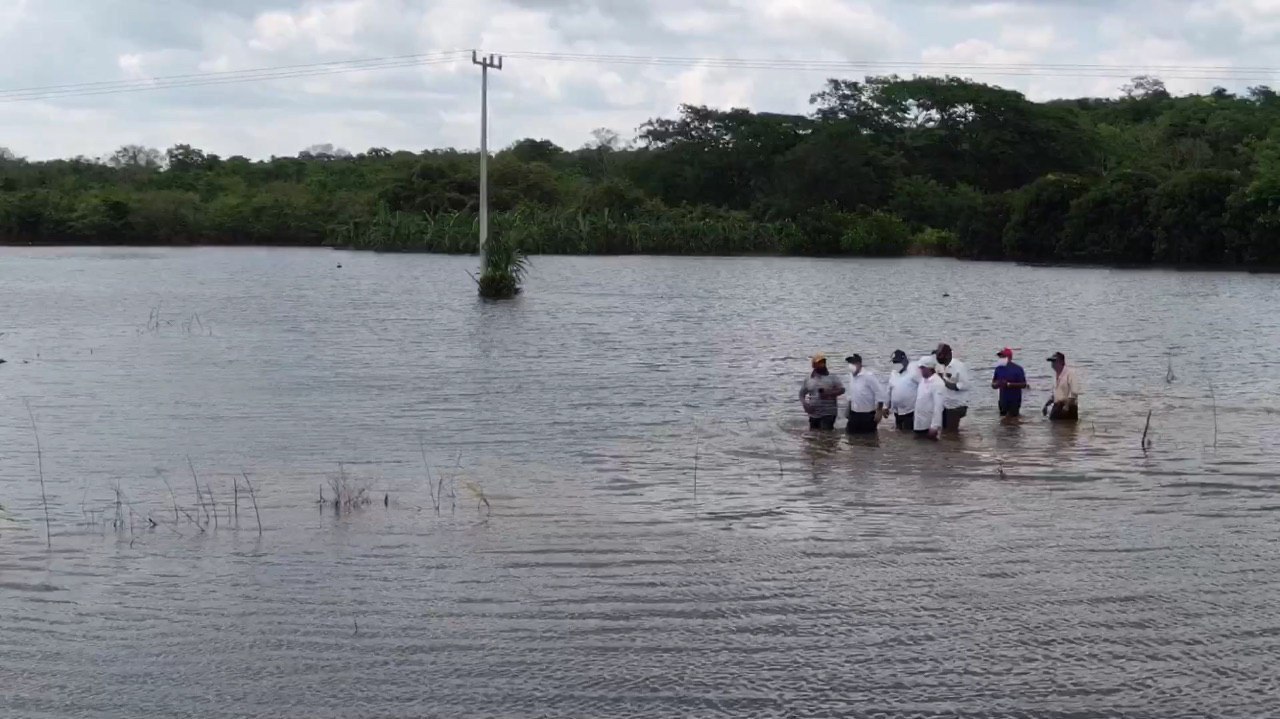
[4,74,1280,266]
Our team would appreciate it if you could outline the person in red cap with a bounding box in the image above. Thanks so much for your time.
[991,348,1028,417]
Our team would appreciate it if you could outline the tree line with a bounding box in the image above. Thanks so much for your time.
[3,74,1280,267]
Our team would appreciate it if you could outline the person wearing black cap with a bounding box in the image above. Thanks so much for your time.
[992,348,1028,418]
[843,353,886,434]
[934,343,971,431]
[886,349,920,431]
[1043,352,1081,421]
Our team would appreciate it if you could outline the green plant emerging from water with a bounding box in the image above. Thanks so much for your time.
[476,229,528,299]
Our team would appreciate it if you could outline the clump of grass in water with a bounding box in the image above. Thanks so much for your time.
[321,463,373,514]
[474,230,528,299]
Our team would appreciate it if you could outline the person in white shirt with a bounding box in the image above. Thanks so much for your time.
[843,353,887,435]
[886,349,920,431]
[934,343,971,432]
[1044,351,1082,422]
[913,355,946,440]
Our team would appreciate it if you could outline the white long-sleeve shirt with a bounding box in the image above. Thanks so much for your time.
[937,358,972,409]
[914,374,946,431]
[887,363,920,416]
[844,368,887,414]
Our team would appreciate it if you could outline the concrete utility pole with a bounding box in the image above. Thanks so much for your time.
[472,51,503,254]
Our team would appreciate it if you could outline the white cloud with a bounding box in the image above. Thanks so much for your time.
[998,24,1067,52]
[117,53,147,80]
[922,39,1035,67]
[1188,0,1280,41]
[0,0,1274,159]
[249,0,383,53]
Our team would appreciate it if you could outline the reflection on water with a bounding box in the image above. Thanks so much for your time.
[2,247,1279,718]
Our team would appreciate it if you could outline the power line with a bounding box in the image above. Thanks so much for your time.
[3,48,1279,104]
[0,50,467,96]
[0,51,469,103]
[504,50,1280,75]
[500,51,1280,83]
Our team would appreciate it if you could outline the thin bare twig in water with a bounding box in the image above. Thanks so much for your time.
[113,484,124,531]
[24,400,51,548]
[692,419,699,500]
[179,506,204,533]
[232,475,240,528]
[160,474,179,524]
[1166,352,1176,384]
[420,436,440,513]
[338,462,347,513]
[451,452,461,514]
[206,483,218,530]
[1208,380,1219,450]
[241,472,263,537]
[79,477,90,521]
[1141,410,1153,454]
[187,456,205,530]
[476,486,492,516]
[767,431,786,482]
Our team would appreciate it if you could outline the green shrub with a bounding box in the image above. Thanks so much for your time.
[840,211,911,256]
[477,230,528,299]
[911,227,957,255]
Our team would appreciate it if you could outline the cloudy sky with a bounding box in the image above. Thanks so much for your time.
[1,0,1278,160]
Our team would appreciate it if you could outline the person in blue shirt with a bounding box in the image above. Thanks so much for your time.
[992,348,1028,417]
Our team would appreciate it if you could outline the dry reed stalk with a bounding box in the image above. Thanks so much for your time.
[420,436,440,513]
[1208,380,1219,450]
[241,472,262,537]
[692,420,699,499]
[187,456,205,530]
[232,476,240,527]
[179,506,204,533]
[24,400,51,548]
[1141,410,1153,454]
[766,430,786,482]
[450,452,461,514]
[207,483,218,530]
[160,475,179,523]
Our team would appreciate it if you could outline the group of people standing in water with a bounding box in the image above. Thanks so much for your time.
[799,344,1082,439]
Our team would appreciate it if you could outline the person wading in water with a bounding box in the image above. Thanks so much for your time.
[1044,352,1081,421]
[886,350,920,431]
[935,343,972,432]
[992,348,1029,418]
[799,353,845,430]
[843,353,887,435]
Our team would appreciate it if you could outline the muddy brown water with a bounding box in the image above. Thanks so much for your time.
[2,247,1278,718]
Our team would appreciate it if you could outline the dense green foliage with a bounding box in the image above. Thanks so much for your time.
[4,75,1280,266]
[476,230,528,299]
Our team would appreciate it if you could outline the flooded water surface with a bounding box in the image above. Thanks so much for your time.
[2,247,1279,718]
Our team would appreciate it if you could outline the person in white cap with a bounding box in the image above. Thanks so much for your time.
[913,355,946,440]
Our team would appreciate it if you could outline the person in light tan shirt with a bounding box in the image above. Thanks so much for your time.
[1044,352,1081,422]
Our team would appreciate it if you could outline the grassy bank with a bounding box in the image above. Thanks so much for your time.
[326,205,948,257]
